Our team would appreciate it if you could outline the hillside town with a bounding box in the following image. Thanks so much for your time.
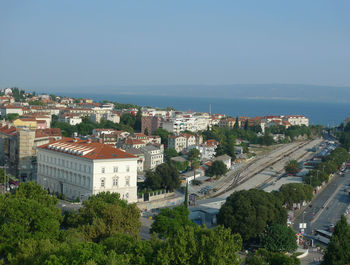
[1,87,350,265]
[0,88,309,194]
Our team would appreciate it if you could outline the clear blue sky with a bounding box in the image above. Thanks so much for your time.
[0,0,349,89]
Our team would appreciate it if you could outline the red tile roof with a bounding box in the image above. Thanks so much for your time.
[35,128,62,138]
[38,138,136,160]
[125,138,146,145]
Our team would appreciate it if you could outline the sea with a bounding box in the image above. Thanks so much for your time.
[63,93,349,126]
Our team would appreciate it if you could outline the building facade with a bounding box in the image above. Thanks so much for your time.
[37,138,138,203]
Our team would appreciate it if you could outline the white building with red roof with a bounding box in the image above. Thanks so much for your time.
[283,115,309,126]
[37,138,138,203]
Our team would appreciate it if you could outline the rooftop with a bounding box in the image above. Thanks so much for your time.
[38,138,136,160]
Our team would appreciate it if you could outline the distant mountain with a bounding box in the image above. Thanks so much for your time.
[43,84,350,103]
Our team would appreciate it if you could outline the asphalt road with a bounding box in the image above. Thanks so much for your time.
[293,170,350,235]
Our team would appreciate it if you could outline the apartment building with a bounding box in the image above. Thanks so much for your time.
[168,135,187,153]
[37,138,138,203]
[0,124,62,181]
[139,145,164,171]
[283,115,309,127]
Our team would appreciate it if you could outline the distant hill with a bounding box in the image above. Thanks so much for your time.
[43,83,350,103]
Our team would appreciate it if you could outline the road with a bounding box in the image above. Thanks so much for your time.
[293,170,350,236]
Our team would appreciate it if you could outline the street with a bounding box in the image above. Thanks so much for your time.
[293,170,350,236]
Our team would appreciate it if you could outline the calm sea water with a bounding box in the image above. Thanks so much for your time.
[64,93,349,126]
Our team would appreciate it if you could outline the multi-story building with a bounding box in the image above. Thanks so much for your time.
[58,113,82,125]
[122,139,147,150]
[0,124,62,181]
[139,145,164,171]
[37,138,138,203]
[126,148,144,173]
[90,112,120,124]
[283,115,309,127]
[218,118,238,129]
[0,105,24,117]
[168,135,187,153]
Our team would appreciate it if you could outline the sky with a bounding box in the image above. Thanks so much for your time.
[0,0,350,90]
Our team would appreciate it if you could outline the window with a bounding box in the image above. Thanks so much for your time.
[113,177,118,187]
[126,165,130,172]
[113,166,118,173]
[125,176,130,187]
[126,193,129,199]
[100,178,105,188]
[101,167,105,173]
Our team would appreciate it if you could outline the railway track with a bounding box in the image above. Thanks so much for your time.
[212,140,313,198]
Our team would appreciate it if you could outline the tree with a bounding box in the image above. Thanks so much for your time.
[144,170,163,190]
[134,109,142,132]
[164,148,178,161]
[262,224,297,253]
[188,148,200,180]
[277,183,313,209]
[121,113,136,128]
[0,182,62,259]
[4,113,19,122]
[285,160,299,175]
[206,160,228,178]
[143,163,180,191]
[184,182,188,208]
[155,225,242,265]
[144,127,149,136]
[154,163,180,191]
[0,168,6,184]
[246,249,300,265]
[66,192,141,241]
[234,116,239,129]
[323,215,350,265]
[258,134,275,146]
[217,189,287,242]
[150,206,195,238]
[152,128,169,144]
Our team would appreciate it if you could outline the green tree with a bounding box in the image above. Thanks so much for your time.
[206,160,228,178]
[143,163,180,191]
[188,148,200,180]
[217,189,287,242]
[164,148,178,161]
[155,225,242,265]
[144,127,149,136]
[134,109,142,132]
[150,206,195,238]
[277,183,313,209]
[4,113,19,122]
[322,215,350,265]
[184,182,189,208]
[28,100,45,106]
[121,113,136,128]
[285,160,299,175]
[234,117,239,129]
[0,183,62,259]
[152,128,169,144]
[262,224,297,253]
[155,163,180,191]
[246,249,300,265]
[0,168,6,184]
[66,192,141,242]
[144,170,163,190]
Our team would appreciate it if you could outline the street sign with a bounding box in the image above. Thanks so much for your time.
[299,223,307,229]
